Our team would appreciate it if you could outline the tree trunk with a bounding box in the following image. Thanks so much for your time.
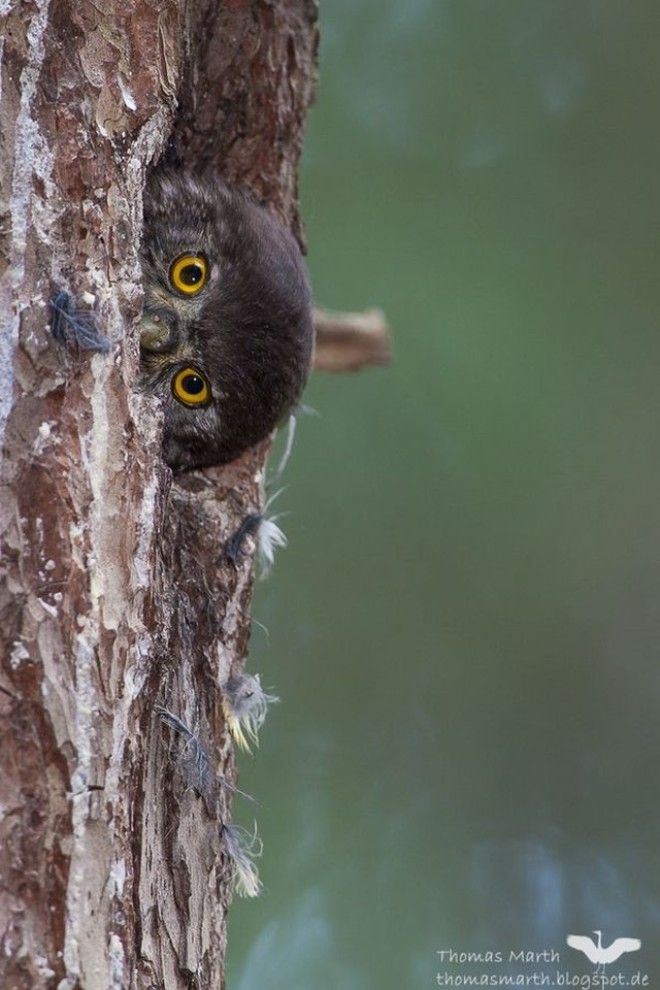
[0,2,318,988]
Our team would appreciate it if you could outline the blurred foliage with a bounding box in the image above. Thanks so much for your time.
[228,3,660,987]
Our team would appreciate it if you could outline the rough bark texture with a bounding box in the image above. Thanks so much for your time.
[0,2,318,988]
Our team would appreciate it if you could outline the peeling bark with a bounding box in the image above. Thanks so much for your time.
[0,2,318,988]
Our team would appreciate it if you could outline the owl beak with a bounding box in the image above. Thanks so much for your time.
[139,307,179,354]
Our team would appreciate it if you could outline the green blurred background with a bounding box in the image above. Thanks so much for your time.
[228,2,660,985]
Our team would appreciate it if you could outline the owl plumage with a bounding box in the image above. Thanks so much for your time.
[139,170,313,471]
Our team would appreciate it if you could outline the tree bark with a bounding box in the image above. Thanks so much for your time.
[0,2,318,988]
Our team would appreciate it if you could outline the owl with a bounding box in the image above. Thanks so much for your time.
[138,169,314,471]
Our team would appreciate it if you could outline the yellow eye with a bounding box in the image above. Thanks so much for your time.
[169,254,208,295]
[172,366,211,406]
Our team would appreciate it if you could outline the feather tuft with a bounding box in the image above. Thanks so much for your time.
[222,672,279,753]
[50,290,111,353]
[222,822,263,898]
[155,706,213,798]
[256,516,287,578]
[155,705,255,804]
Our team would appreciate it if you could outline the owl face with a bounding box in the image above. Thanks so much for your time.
[139,170,313,472]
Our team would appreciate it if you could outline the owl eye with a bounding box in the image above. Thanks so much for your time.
[169,254,208,295]
[172,366,211,407]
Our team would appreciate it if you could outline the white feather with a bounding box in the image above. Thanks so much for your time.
[275,412,297,477]
[223,822,263,898]
[222,672,279,753]
[256,516,287,577]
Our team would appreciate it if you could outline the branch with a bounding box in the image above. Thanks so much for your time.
[313,306,393,372]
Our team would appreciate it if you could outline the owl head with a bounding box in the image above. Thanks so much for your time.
[139,170,313,471]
